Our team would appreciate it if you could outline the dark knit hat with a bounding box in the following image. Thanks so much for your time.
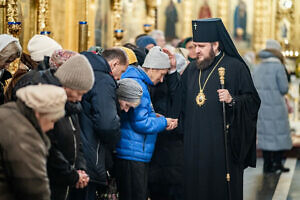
[136,36,157,49]
[117,78,143,103]
[54,54,94,91]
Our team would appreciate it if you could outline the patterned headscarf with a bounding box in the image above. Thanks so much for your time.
[49,49,78,69]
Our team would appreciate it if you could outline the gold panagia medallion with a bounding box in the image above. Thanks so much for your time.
[196,90,206,106]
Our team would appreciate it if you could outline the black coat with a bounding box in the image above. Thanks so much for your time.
[149,72,183,186]
[79,52,120,185]
[11,68,86,197]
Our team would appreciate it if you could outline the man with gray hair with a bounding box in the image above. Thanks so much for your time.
[150,30,166,48]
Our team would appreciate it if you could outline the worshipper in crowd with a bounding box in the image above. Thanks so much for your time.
[115,46,178,200]
[123,43,148,67]
[180,18,260,200]
[76,49,128,200]
[150,30,166,48]
[27,34,62,70]
[120,46,138,66]
[148,50,184,200]
[11,49,78,101]
[0,34,22,105]
[116,78,143,112]
[253,39,291,173]
[136,35,157,50]
[12,54,94,200]
[0,84,67,200]
[180,37,196,62]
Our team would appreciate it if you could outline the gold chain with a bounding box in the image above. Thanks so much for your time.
[198,52,225,92]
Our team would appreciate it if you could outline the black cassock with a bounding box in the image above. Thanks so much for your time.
[181,53,260,200]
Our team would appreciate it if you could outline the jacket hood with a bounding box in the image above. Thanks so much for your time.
[80,51,111,73]
[121,66,153,86]
[258,50,276,59]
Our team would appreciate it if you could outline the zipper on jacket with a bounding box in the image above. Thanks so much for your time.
[143,135,147,151]
[96,142,100,165]
[69,117,77,165]
[64,186,69,200]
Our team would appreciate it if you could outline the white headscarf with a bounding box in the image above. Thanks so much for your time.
[0,34,19,52]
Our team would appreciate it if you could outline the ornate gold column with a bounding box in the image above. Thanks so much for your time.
[217,0,229,29]
[0,0,6,34]
[145,0,157,31]
[6,0,21,75]
[253,0,273,52]
[112,0,123,46]
[37,0,49,34]
[182,0,192,38]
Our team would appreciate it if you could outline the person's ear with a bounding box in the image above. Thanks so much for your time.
[109,59,119,70]
[213,42,219,53]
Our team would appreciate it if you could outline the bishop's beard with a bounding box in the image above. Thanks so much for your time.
[196,47,216,70]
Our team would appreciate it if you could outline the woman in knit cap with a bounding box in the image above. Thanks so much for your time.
[120,47,138,66]
[116,78,143,112]
[27,34,62,70]
[12,54,94,200]
[253,39,291,173]
[0,34,22,104]
[136,35,157,50]
[0,84,67,200]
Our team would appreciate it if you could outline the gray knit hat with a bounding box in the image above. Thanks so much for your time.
[116,78,143,103]
[142,46,170,69]
[266,39,282,51]
[54,54,95,91]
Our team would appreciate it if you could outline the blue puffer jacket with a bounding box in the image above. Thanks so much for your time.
[116,66,167,163]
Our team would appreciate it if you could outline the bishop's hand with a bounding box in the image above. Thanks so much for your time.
[217,89,232,104]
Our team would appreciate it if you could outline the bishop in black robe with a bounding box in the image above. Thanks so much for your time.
[181,18,260,200]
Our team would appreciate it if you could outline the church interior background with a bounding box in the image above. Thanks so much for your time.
[2,0,300,199]
[2,0,300,134]
[1,0,300,137]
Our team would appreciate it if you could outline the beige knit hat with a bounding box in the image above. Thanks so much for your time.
[16,84,67,121]
[27,34,62,62]
[54,54,95,91]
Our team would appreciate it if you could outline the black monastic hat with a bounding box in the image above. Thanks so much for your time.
[192,18,247,67]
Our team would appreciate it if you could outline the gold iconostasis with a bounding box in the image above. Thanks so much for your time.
[1,0,300,60]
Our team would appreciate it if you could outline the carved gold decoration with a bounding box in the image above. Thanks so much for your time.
[112,0,122,46]
[275,0,296,56]
[37,0,49,34]
[0,0,6,34]
[182,0,192,38]
[217,0,229,28]
[253,0,273,52]
[6,0,20,76]
[145,0,157,29]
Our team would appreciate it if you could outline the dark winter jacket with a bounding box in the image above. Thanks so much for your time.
[0,69,12,105]
[11,68,86,197]
[116,66,167,163]
[79,52,120,185]
[0,100,51,200]
[149,72,184,185]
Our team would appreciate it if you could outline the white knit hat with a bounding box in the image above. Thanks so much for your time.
[27,34,62,62]
[0,34,20,52]
[16,84,67,121]
[54,54,95,91]
[266,39,282,51]
[142,46,170,69]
